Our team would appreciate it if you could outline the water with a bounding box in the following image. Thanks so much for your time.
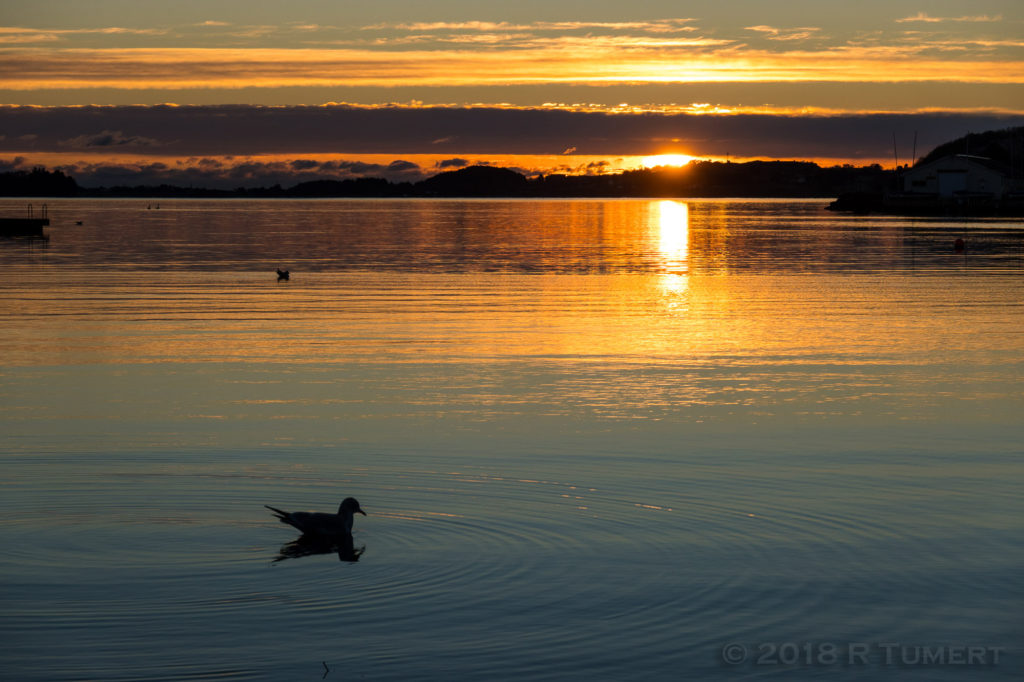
[1,198,1021,680]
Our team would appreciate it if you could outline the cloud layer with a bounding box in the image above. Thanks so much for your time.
[1,5,1021,113]
[2,104,1020,187]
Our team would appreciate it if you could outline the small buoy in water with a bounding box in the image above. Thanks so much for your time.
[954,238,965,253]
[276,269,290,281]
[75,220,83,225]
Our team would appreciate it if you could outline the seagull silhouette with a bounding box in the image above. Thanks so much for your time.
[265,497,365,537]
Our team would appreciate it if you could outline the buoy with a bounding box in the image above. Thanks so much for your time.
[954,238,965,253]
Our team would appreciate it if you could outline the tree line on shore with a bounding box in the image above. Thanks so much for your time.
[1,159,894,199]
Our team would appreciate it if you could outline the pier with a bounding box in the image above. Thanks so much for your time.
[0,204,49,237]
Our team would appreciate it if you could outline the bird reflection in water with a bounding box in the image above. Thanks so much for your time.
[272,532,365,563]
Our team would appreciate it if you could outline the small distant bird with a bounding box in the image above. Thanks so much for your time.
[265,497,366,537]
[276,268,290,281]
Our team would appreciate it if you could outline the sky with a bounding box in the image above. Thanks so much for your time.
[1,0,1022,187]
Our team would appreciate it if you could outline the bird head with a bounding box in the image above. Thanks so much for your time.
[339,497,366,516]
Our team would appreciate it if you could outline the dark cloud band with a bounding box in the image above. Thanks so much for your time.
[1,104,1019,160]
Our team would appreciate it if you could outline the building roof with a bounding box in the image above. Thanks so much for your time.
[909,154,1011,176]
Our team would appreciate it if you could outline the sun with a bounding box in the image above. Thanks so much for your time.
[641,154,695,169]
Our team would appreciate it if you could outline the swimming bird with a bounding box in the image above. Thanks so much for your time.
[265,497,366,537]
[276,268,290,281]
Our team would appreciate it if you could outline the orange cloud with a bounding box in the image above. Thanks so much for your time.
[745,25,821,41]
[896,13,1003,23]
[367,19,699,32]
[0,25,169,44]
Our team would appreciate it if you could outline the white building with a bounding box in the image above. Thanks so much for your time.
[902,155,1010,197]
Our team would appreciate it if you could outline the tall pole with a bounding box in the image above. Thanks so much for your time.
[892,133,900,192]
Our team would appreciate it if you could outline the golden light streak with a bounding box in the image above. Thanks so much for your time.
[1,45,1023,90]
[642,154,694,168]
[3,101,1020,117]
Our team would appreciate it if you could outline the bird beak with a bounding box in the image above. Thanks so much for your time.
[358,509,367,516]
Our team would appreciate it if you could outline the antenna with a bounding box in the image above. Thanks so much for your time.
[912,131,917,166]
[892,132,899,168]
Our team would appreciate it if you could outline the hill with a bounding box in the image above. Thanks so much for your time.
[417,165,530,197]
[918,126,1024,168]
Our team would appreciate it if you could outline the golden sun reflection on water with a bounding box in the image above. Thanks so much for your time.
[656,200,689,273]
[656,200,691,305]
[3,199,1024,455]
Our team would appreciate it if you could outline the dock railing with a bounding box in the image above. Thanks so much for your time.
[27,203,49,219]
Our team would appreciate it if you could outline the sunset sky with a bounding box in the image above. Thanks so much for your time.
[2,0,1022,186]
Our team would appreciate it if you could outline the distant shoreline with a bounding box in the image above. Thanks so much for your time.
[0,160,894,200]
[6,159,1023,216]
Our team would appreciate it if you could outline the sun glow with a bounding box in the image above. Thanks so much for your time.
[642,154,695,169]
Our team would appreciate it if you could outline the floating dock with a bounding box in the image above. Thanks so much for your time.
[0,204,50,237]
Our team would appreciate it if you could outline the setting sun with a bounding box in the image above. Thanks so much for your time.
[641,154,695,169]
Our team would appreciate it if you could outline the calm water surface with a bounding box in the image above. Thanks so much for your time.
[1,199,1022,680]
